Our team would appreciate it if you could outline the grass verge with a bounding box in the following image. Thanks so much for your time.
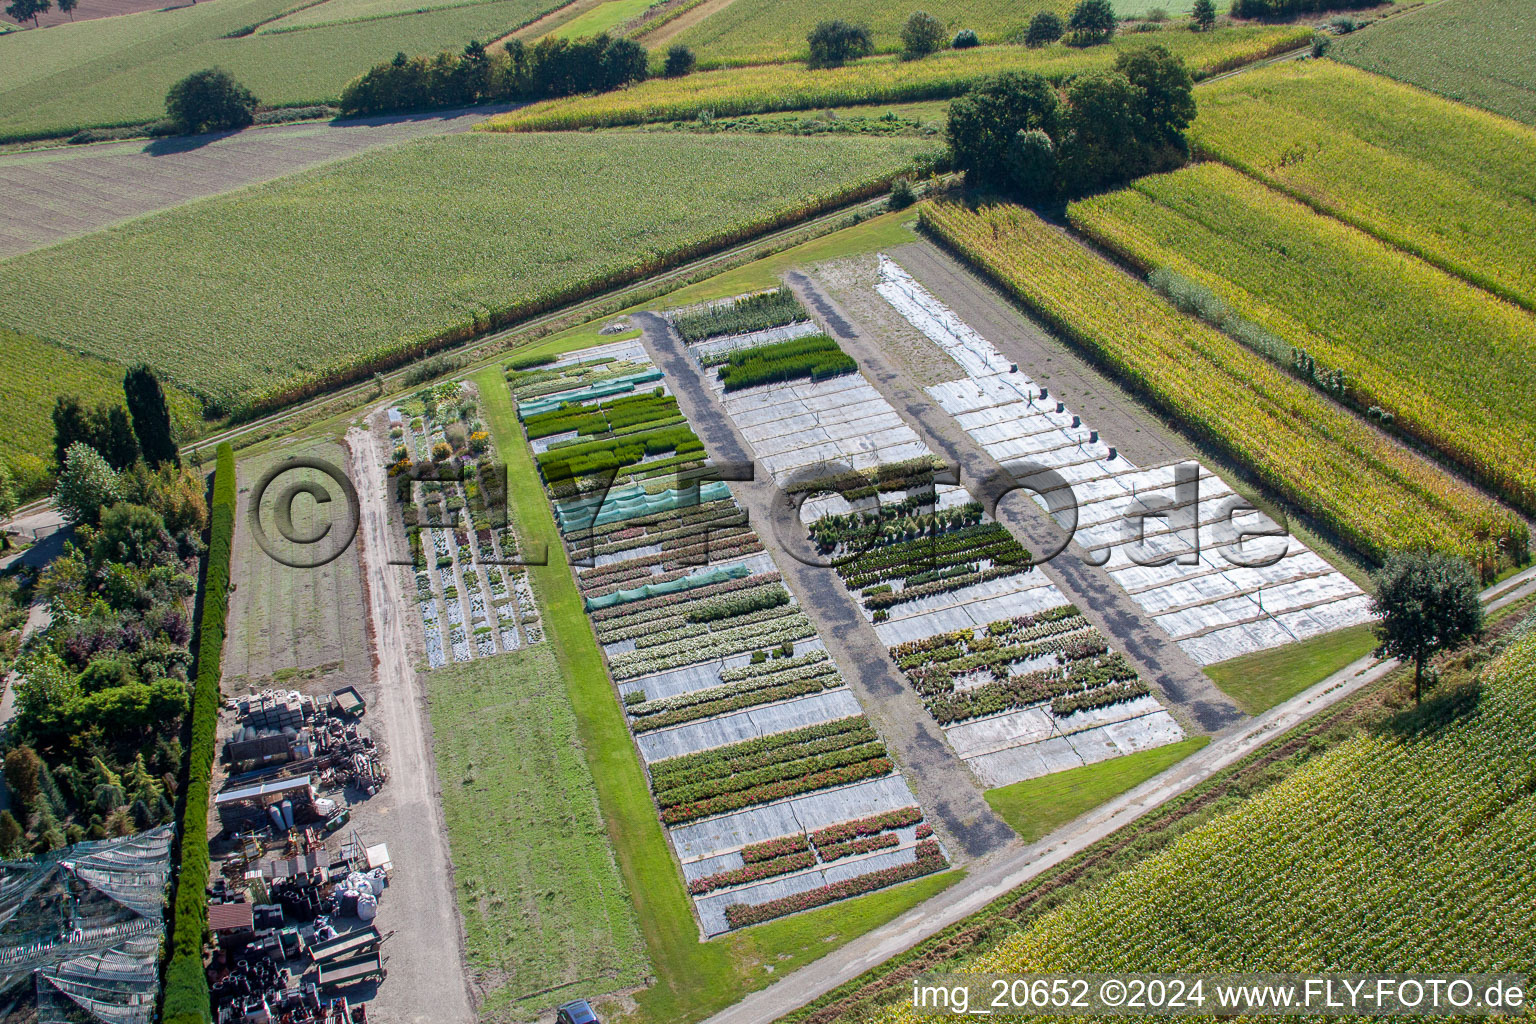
[1205,623,1379,715]
[984,737,1210,843]
[427,643,650,1018]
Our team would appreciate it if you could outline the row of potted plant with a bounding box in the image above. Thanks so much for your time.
[723,841,947,928]
[688,850,818,895]
[647,716,877,793]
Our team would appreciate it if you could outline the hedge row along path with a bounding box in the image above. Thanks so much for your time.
[700,562,1536,1024]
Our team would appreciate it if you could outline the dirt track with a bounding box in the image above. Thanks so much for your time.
[347,424,475,1024]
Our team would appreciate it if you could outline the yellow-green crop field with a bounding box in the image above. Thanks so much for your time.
[1334,0,1536,128]
[0,327,201,498]
[0,131,931,421]
[883,619,1536,1023]
[664,0,1212,68]
[918,199,1526,570]
[1191,61,1536,312]
[485,26,1310,131]
[0,0,556,142]
[1068,162,1536,517]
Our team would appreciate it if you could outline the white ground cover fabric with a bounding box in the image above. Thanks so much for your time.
[877,255,1373,667]
[541,340,948,930]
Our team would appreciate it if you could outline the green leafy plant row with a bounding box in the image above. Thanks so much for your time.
[672,287,809,344]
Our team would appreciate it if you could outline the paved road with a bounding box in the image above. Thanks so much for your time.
[631,311,1017,862]
[701,563,1536,1024]
[0,104,515,259]
[788,267,1241,734]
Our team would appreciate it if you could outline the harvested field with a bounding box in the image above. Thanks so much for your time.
[0,106,501,260]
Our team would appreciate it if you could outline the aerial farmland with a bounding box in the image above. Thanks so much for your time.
[0,0,1532,1022]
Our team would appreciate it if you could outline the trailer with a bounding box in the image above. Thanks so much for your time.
[331,687,366,718]
[310,927,381,964]
[317,953,385,991]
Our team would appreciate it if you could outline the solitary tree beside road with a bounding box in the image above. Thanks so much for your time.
[1371,551,1484,705]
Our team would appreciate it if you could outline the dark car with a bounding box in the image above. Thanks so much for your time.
[556,1000,599,1024]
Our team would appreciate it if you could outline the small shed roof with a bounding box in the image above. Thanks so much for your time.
[216,776,314,806]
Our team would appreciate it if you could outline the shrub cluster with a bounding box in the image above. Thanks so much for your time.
[719,335,857,392]
[819,831,900,862]
[811,806,923,847]
[162,442,235,1024]
[656,741,888,809]
[591,571,780,624]
[650,717,874,789]
[660,756,893,824]
[1052,678,1150,716]
[671,288,808,343]
[632,672,842,733]
[724,840,946,928]
[742,834,812,862]
[926,652,1138,724]
[687,585,791,623]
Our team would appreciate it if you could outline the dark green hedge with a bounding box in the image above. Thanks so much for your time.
[162,442,235,1024]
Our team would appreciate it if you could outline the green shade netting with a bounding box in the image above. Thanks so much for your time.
[585,562,752,611]
[517,370,664,418]
[557,479,733,533]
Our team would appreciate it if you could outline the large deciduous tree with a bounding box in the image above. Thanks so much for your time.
[165,68,258,134]
[4,0,50,27]
[1067,0,1116,44]
[946,71,1063,189]
[123,364,179,468]
[901,10,946,58]
[806,19,873,68]
[1371,551,1484,704]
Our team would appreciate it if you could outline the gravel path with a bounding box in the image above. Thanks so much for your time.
[0,105,514,259]
[788,266,1242,734]
[631,311,1017,863]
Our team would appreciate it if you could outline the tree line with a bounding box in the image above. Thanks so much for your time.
[340,33,658,118]
[946,45,1198,202]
